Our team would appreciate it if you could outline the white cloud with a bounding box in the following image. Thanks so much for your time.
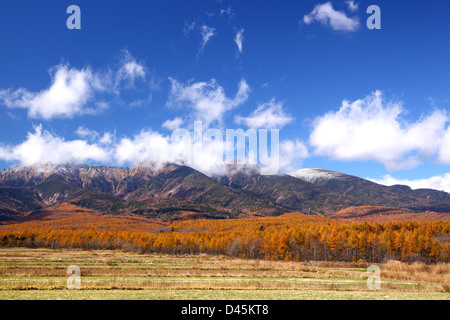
[94,101,110,112]
[438,127,450,163]
[279,139,309,172]
[235,99,293,129]
[76,126,99,140]
[0,122,307,177]
[0,64,105,120]
[167,78,250,128]
[113,126,293,177]
[128,94,153,109]
[0,125,109,167]
[235,29,244,53]
[346,1,359,12]
[99,131,115,145]
[115,49,146,90]
[162,117,184,131]
[114,130,174,167]
[189,138,228,176]
[303,2,359,32]
[183,21,196,37]
[369,174,450,193]
[113,128,226,175]
[0,50,149,120]
[199,25,217,53]
[310,91,449,170]
[220,7,234,18]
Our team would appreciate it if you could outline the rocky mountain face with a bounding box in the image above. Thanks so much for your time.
[0,164,281,221]
[289,168,450,213]
[0,164,449,222]
[0,187,43,221]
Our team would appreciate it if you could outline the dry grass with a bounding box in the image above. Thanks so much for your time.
[0,249,449,299]
[382,260,450,292]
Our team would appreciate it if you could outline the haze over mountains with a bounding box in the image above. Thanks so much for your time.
[0,164,449,222]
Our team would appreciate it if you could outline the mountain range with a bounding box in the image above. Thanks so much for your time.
[0,164,449,222]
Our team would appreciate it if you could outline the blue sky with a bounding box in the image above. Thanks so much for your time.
[1,0,450,191]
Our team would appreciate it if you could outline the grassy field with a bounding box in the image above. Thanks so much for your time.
[0,248,448,300]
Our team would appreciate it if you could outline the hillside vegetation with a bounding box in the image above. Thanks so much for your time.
[1,203,448,263]
[2,164,450,221]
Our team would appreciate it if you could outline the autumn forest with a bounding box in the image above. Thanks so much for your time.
[1,204,448,264]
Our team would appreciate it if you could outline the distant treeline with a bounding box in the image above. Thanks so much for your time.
[0,212,449,263]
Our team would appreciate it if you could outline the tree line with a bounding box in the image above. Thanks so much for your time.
[0,212,449,263]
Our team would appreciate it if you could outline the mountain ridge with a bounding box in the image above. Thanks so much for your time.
[0,164,449,222]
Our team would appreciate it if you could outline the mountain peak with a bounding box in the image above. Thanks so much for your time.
[1,164,449,222]
[1,163,180,177]
[289,168,349,183]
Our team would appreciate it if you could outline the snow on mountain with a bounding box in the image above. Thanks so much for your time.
[289,168,347,183]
